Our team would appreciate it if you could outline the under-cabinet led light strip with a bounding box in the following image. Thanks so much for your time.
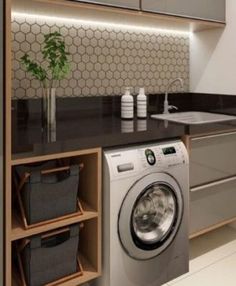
[12,11,191,36]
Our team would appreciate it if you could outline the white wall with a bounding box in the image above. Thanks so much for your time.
[190,0,236,95]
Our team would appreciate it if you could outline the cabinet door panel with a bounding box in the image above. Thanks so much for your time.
[206,0,225,22]
[74,0,140,10]
[142,0,208,17]
[142,0,225,22]
[163,0,207,19]
[141,0,167,13]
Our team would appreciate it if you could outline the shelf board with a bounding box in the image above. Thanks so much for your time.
[11,201,98,241]
[11,147,101,166]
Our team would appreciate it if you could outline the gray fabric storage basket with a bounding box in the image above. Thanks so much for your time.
[22,224,80,286]
[16,161,80,225]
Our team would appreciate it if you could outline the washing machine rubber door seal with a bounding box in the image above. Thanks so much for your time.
[118,172,183,260]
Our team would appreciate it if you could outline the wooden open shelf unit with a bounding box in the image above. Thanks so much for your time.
[8,147,102,286]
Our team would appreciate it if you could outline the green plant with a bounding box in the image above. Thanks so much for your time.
[21,31,71,89]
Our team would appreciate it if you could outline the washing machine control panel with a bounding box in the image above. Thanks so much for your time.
[140,142,188,170]
[104,140,189,179]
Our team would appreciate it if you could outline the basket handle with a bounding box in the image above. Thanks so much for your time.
[18,223,84,251]
[42,223,84,239]
[17,163,84,192]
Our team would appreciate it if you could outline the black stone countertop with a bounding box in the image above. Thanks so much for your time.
[12,93,236,160]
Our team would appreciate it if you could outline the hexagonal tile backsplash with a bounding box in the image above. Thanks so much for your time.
[12,15,189,99]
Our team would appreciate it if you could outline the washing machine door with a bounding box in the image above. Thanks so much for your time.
[118,172,183,260]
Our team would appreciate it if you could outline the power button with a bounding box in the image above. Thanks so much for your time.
[145,149,156,166]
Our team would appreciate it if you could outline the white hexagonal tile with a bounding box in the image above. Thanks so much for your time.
[27,87,36,98]
[31,42,41,53]
[90,87,98,96]
[106,86,113,95]
[110,63,116,72]
[102,63,109,72]
[65,86,72,96]
[12,22,20,33]
[15,31,26,43]
[116,48,123,57]
[90,37,97,47]
[94,30,102,39]
[82,54,90,63]
[69,27,77,37]
[31,80,41,89]
[82,86,90,96]
[106,71,113,80]
[82,70,90,80]
[94,78,102,88]
[121,56,128,64]
[94,62,101,71]
[73,86,81,96]
[31,23,40,34]
[81,37,89,46]
[123,78,130,86]
[15,69,26,80]
[113,71,120,80]
[97,54,105,63]
[61,79,69,88]
[105,55,112,64]
[12,41,20,52]
[102,78,109,88]
[98,47,107,57]
[36,34,44,44]
[106,39,113,49]
[94,46,101,55]
[98,38,105,47]
[41,24,50,34]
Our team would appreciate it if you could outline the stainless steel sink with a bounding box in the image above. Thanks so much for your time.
[151,111,236,125]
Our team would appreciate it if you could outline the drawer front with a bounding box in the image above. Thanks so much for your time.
[190,179,236,235]
[72,0,140,10]
[190,132,236,187]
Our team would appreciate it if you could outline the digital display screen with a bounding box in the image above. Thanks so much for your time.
[162,147,176,155]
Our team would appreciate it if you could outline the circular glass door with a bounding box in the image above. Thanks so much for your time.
[118,173,183,260]
[132,184,177,250]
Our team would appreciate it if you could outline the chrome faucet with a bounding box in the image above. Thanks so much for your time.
[163,78,184,114]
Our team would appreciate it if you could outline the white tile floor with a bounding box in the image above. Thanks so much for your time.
[165,226,236,286]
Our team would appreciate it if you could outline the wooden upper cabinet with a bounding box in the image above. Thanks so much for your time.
[72,0,140,10]
[141,0,225,22]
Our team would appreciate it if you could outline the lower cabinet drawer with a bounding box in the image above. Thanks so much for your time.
[190,132,236,187]
[190,178,236,235]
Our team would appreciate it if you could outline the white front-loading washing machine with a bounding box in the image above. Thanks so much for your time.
[99,140,189,286]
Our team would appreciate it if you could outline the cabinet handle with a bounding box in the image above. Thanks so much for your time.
[191,130,236,141]
[191,175,236,193]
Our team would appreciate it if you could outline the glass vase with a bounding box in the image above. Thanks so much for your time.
[42,87,56,131]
